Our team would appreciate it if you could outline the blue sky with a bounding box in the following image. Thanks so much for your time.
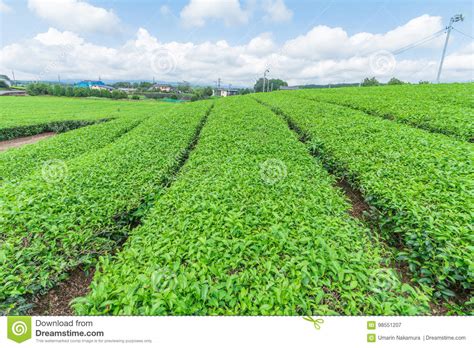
[0,0,473,85]
[2,0,473,47]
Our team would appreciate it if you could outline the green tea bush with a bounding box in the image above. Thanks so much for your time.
[0,101,212,314]
[255,93,473,301]
[0,115,147,184]
[0,96,165,139]
[298,83,474,141]
[74,97,430,316]
[0,119,100,141]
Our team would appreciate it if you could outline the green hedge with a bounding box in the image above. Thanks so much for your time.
[297,83,474,141]
[255,93,473,304]
[0,119,105,141]
[0,101,212,314]
[73,97,429,316]
[0,96,162,131]
[0,115,148,184]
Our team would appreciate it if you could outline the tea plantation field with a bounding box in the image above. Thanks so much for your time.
[0,84,472,315]
[0,96,163,140]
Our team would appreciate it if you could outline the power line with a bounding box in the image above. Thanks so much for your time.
[392,31,445,55]
[391,29,445,55]
[361,14,467,83]
[452,28,474,40]
[362,28,445,58]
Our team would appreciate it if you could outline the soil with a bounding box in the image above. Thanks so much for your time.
[28,268,95,316]
[335,178,370,218]
[0,132,55,152]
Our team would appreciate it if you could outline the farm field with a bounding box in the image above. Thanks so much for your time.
[0,84,472,316]
[0,115,147,184]
[254,93,472,299]
[0,100,211,313]
[0,96,164,140]
[295,82,474,141]
[73,97,430,315]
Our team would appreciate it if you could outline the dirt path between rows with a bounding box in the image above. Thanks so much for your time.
[28,268,95,316]
[0,132,55,152]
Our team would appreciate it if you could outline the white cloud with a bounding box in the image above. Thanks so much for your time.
[34,27,84,46]
[246,32,276,56]
[0,0,12,13]
[134,27,159,48]
[28,0,120,34]
[263,0,292,23]
[284,26,351,60]
[444,44,474,73]
[1,15,472,85]
[283,14,444,60]
[180,0,249,27]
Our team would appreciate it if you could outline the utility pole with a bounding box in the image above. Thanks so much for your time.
[11,70,16,86]
[263,69,269,92]
[437,14,464,83]
[58,74,61,84]
[213,78,221,97]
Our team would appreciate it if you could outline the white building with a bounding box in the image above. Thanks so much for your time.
[91,85,114,91]
[213,88,238,97]
[150,84,174,92]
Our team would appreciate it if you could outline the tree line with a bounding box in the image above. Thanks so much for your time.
[26,83,128,99]
[361,77,430,87]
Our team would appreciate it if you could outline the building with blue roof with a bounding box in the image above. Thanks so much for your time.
[75,80,106,88]
[75,80,114,91]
